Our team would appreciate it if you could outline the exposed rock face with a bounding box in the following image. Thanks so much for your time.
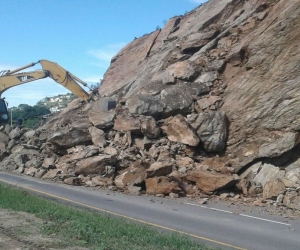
[99,0,300,169]
[1,0,300,210]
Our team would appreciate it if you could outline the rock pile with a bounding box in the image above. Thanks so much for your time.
[0,99,237,198]
[0,96,299,210]
[1,0,300,210]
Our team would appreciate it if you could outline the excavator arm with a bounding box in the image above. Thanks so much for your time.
[0,70,49,96]
[39,60,90,101]
[0,59,93,125]
[0,60,90,100]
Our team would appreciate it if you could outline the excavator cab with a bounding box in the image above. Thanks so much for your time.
[0,98,9,125]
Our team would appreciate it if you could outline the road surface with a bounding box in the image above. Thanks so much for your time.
[0,171,299,250]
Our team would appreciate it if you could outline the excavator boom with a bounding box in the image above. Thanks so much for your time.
[0,71,48,96]
[39,60,89,101]
[0,59,93,125]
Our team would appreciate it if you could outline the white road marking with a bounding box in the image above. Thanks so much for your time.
[239,213,291,225]
[184,202,291,226]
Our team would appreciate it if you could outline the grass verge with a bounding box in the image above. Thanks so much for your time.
[0,183,219,250]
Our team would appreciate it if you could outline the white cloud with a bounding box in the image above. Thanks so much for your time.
[83,75,103,84]
[86,43,127,84]
[88,50,113,62]
[87,43,126,64]
[107,43,127,50]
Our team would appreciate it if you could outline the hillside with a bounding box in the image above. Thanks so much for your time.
[8,93,76,128]
[1,0,300,211]
[37,93,77,113]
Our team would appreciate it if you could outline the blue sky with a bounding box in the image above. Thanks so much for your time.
[1,0,206,107]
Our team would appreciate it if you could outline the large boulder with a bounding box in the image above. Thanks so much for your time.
[126,95,165,118]
[187,171,237,193]
[187,111,228,152]
[146,162,173,178]
[88,98,116,129]
[88,110,115,129]
[9,127,22,140]
[263,180,286,200]
[88,127,107,148]
[126,84,196,118]
[162,115,200,147]
[113,115,141,133]
[140,116,161,139]
[114,160,150,188]
[48,128,92,150]
[160,85,194,117]
[253,163,285,188]
[57,145,99,164]
[257,132,299,158]
[145,176,182,195]
[75,155,116,175]
[167,60,200,81]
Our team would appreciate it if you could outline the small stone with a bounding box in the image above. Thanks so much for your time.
[229,192,236,197]
[234,194,240,200]
[169,192,179,198]
[220,193,229,199]
[108,185,117,191]
[199,198,209,204]
[253,200,263,206]
[276,194,284,204]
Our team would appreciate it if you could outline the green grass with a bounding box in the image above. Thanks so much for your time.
[0,183,218,250]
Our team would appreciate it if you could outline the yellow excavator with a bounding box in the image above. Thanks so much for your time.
[0,59,92,125]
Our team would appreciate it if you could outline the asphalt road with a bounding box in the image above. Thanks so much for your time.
[0,171,300,250]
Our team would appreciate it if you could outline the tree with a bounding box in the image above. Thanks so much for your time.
[10,103,50,128]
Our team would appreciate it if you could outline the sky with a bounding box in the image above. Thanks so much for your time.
[1,0,206,108]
